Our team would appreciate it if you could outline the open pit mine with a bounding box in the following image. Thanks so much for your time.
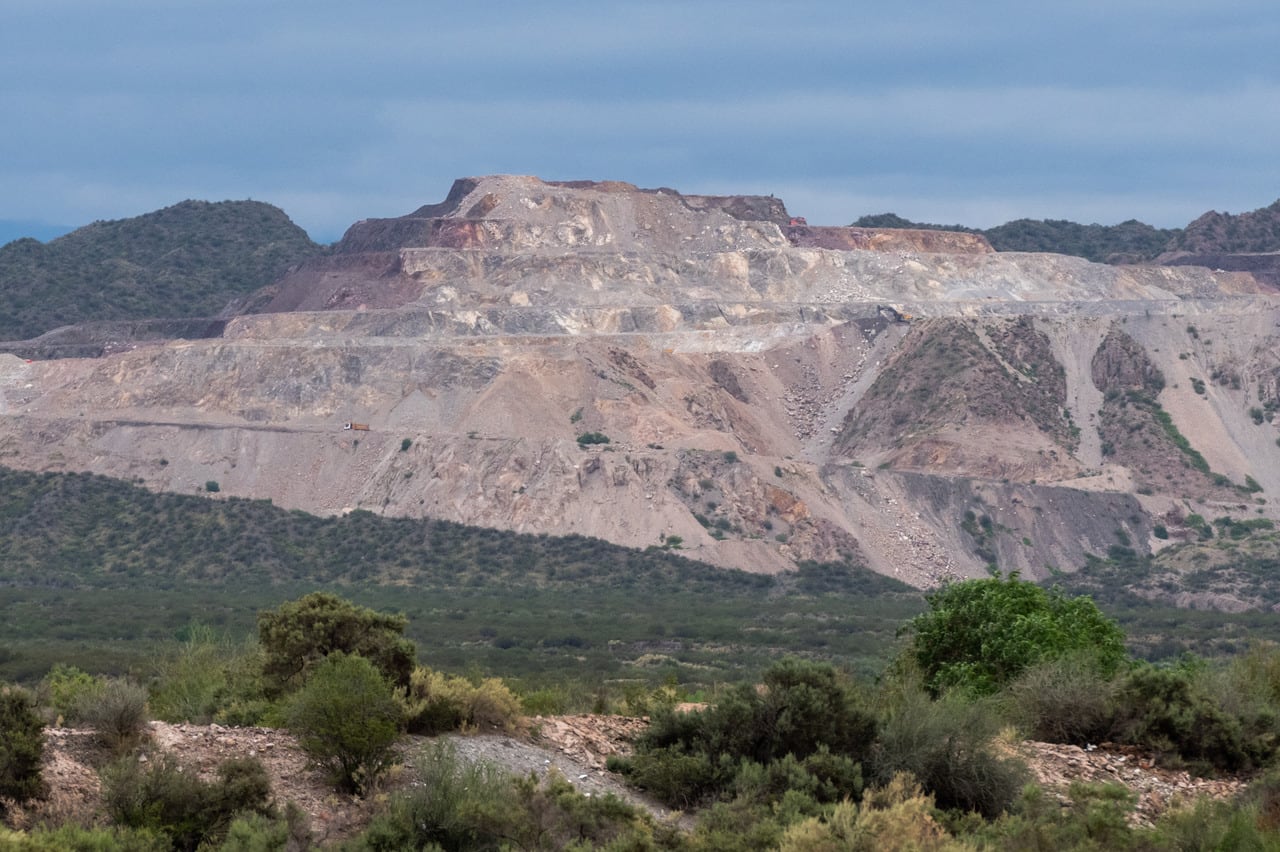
[2,176,1278,586]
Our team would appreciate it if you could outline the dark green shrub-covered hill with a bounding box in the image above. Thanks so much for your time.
[0,200,321,340]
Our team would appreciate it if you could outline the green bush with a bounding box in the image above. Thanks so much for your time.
[621,659,876,808]
[37,663,101,725]
[102,753,273,852]
[77,678,150,753]
[906,573,1126,697]
[868,686,1027,819]
[576,432,610,446]
[1111,662,1256,772]
[257,592,416,693]
[205,481,220,493]
[1004,655,1118,745]
[219,803,312,852]
[285,653,402,795]
[0,685,46,812]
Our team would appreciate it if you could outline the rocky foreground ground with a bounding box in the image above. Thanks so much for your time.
[12,715,1248,844]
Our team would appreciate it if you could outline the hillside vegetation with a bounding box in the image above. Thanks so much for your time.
[854,199,1280,263]
[0,466,921,685]
[0,200,320,340]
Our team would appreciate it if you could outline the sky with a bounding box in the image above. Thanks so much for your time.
[4,0,1280,244]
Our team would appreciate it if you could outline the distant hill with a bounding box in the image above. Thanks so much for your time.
[851,214,1179,264]
[1170,200,1280,255]
[854,200,1280,265]
[0,200,321,341]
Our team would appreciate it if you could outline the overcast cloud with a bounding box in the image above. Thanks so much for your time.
[4,0,1279,242]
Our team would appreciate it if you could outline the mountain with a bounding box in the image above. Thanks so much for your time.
[0,200,321,341]
[0,176,1278,611]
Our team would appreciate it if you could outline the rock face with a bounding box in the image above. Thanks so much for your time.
[1,175,1278,586]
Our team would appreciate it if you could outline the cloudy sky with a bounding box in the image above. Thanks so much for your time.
[4,0,1279,243]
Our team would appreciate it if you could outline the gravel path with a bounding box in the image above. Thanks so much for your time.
[439,732,690,828]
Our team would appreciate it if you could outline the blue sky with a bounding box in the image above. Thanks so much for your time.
[4,0,1279,243]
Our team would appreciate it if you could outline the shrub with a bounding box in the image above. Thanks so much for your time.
[1004,655,1118,745]
[576,432,610,445]
[401,667,521,735]
[355,741,661,852]
[614,746,721,809]
[1150,792,1278,851]
[0,685,46,812]
[102,753,273,852]
[205,480,220,493]
[286,653,402,795]
[622,659,876,808]
[869,686,1027,819]
[355,741,511,850]
[399,438,412,452]
[149,626,268,725]
[77,678,150,753]
[36,664,101,725]
[641,659,876,767]
[906,573,1126,697]
[0,825,168,850]
[220,803,312,852]
[778,774,965,852]
[1111,662,1255,772]
[257,592,416,693]
[975,781,1137,850]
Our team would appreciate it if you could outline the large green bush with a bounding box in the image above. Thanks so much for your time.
[285,653,402,795]
[907,574,1125,697]
[0,685,46,812]
[257,592,416,693]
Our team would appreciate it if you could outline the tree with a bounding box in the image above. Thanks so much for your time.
[257,592,416,693]
[906,573,1125,697]
[285,654,402,795]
